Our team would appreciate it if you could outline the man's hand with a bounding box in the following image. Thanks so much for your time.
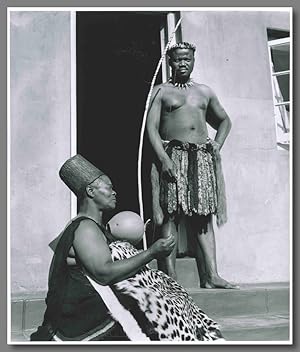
[210,140,221,154]
[161,157,177,182]
[149,235,176,259]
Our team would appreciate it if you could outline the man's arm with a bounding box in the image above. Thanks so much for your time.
[146,85,176,179]
[73,220,175,285]
[206,88,232,149]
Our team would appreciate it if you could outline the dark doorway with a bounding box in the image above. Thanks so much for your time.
[77,12,165,225]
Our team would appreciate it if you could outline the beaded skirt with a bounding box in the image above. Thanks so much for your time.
[159,139,218,217]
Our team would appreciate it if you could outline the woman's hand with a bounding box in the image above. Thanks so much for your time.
[149,235,176,259]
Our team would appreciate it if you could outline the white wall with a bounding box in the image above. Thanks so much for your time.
[181,11,290,283]
[10,11,72,294]
[10,10,291,295]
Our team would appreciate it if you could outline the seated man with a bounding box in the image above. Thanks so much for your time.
[30,154,224,342]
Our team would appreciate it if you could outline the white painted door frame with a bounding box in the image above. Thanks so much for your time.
[69,11,178,219]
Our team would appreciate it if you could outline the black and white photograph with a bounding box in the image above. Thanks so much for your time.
[8,7,292,344]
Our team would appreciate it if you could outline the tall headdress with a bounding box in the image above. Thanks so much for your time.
[59,154,105,196]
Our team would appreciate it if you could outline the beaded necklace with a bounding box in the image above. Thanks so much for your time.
[168,77,194,89]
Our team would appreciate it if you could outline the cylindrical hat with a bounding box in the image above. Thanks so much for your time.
[59,154,105,196]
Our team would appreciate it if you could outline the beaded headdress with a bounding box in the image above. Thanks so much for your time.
[167,42,196,56]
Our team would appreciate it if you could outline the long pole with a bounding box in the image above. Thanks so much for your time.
[137,18,182,250]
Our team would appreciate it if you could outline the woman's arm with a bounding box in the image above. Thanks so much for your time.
[73,220,175,285]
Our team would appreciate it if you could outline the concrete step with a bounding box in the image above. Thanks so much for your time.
[11,252,290,343]
[11,331,29,342]
[11,282,289,337]
[149,257,202,288]
[188,282,289,317]
[149,258,289,316]
[170,257,202,288]
[224,325,290,342]
[11,296,46,334]
[150,257,276,289]
[216,313,290,341]
[11,313,290,342]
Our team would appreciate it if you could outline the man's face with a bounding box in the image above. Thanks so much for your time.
[169,48,195,79]
[89,175,117,210]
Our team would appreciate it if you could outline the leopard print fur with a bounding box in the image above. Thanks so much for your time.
[109,241,224,341]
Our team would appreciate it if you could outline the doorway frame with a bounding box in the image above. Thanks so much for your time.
[70,11,77,218]
[70,10,180,220]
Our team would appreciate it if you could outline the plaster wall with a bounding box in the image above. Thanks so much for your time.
[10,11,72,294]
[10,11,291,295]
[181,11,290,283]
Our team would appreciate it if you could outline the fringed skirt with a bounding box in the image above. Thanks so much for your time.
[160,139,218,217]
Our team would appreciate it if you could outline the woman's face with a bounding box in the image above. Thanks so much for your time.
[89,175,117,210]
